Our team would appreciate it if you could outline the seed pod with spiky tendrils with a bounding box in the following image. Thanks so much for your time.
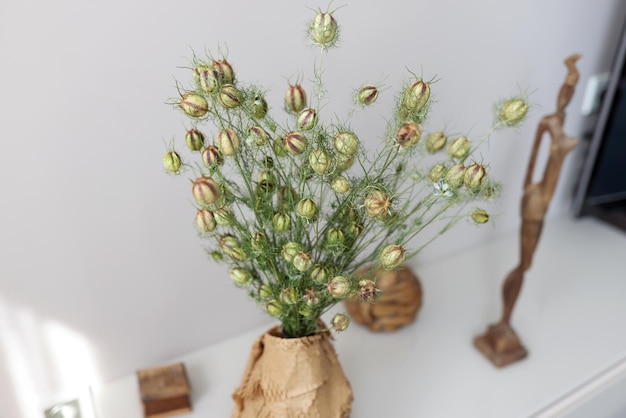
[230,267,251,285]
[216,128,240,156]
[180,92,209,118]
[201,145,223,168]
[192,177,221,206]
[247,126,269,146]
[285,84,307,114]
[357,85,379,105]
[364,190,392,219]
[426,131,447,152]
[471,209,490,224]
[283,132,307,155]
[428,163,447,182]
[379,244,406,270]
[396,122,422,147]
[497,97,529,127]
[444,164,466,189]
[309,11,339,47]
[218,84,243,109]
[448,136,471,159]
[211,59,235,85]
[185,129,205,151]
[327,276,351,298]
[334,131,359,157]
[330,176,350,194]
[308,148,331,174]
[331,313,350,332]
[463,163,487,189]
[195,209,216,232]
[163,151,182,173]
[194,65,220,94]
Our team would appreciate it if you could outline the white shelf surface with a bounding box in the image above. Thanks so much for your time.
[91,216,626,418]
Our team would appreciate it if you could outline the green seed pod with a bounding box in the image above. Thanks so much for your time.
[258,284,272,299]
[448,136,471,159]
[285,84,307,114]
[256,170,277,194]
[327,276,351,298]
[218,84,243,109]
[326,227,345,247]
[163,151,182,173]
[498,97,529,127]
[364,190,392,219]
[330,176,350,194]
[335,154,354,172]
[297,108,318,131]
[272,137,288,157]
[277,186,298,210]
[303,288,319,306]
[348,222,364,238]
[357,85,379,105]
[379,244,406,270]
[310,264,330,283]
[426,131,447,152]
[293,252,313,272]
[192,176,221,206]
[283,132,307,155]
[185,128,205,151]
[279,288,298,305]
[219,234,247,261]
[272,212,291,233]
[251,232,267,253]
[334,131,359,157]
[211,59,235,85]
[263,156,274,169]
[309,149,331,174]
[282,241,303,262]
[214,205,234,226]
[251,94,268,119]
[428,163,447,182]
[230,268,251,285]
[201,145,223,168]
[471,209,490,224]
[195,209,216,232]
[330,313,350,332]
[210,250,223,262]
[444,164,466,189]
[180,92,209,118]
[401,79,430,117]
[297,197,318,220]
[247,126,269,146]
[310,12,339,47]
[396,122,422,147]
[266,299,283,317]
[216,128,240,156]
[463,163,487,189]
[194,65,219,94]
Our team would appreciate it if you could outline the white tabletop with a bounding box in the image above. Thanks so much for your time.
[90,216,626,418]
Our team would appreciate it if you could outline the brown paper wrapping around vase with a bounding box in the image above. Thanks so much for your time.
[232,325,353,418]
[345,266,422,332]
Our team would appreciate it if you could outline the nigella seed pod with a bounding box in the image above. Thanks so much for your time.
[192,176,221,206]
[327,276,351,299]
[349,222,364,238]
[219,234,247,261]
[402,79,430,117]
[277,186,298,210]
[282,241,303,262]
[310,264,330,284]
[334,132,359,157]
[214,205,234,226]
[310,12,339,47]
[185,129,205,151]
[251,94,268,119]
[256,170,277,195]
[180,92,209,118]
[194,65,219,94]
[471,209,490,224]
[308,149,331,174]
[498,97,529,127]
[266,300,283,317]
[379,244,406,270]
[448,136,471,159]
[335,154,354,172]
[218,84,243,109]
[285,84,307,114]
[216,128,240,156]
[297,198,318,220]
[396,122,422,147]
[230,268,251,285]
[247,126,269,146]
[297,108,318,131]
[426,131,447,153]
[163,151,181,173]
[358,279,377,302]
[195,209,216,232]
[357,85,379,105]
[330,176,350,194]
[251,232,267,253]
[211,59,235,85]
[280,288,298,305]
[330,313,350,332]
[444,164,466,189]
[201,145,223,168]
[463,163,488,189]
[283,132,307,155]
[364,190,392,219]
[326,227,345,246]
[293,252,312,272]
[272,212,291,233]
[303,288,319,307]
[428,164,447,182]
[258,284,272,299]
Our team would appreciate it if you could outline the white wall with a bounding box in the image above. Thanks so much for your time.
[1,0,624,416]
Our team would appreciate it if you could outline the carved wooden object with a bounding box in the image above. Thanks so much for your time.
[474,54,582,367]
[345,266,422,332]
[137,362,192,418]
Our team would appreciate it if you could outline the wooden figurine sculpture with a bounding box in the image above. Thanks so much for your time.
[473,54,582,367]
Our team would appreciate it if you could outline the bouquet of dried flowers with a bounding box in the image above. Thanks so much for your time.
[163,7,528,338]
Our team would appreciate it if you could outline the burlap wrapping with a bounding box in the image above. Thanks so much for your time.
[345,266,422,332]
[232,325,353,418]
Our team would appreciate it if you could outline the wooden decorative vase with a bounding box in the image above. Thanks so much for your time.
[232,324,353,418]
[345,266,423,332]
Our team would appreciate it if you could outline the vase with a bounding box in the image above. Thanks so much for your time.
[231,324,353,418]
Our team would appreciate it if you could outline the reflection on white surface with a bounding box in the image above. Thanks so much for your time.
[0,295,100,418]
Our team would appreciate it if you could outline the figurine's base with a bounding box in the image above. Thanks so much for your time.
[473,322,528,368]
